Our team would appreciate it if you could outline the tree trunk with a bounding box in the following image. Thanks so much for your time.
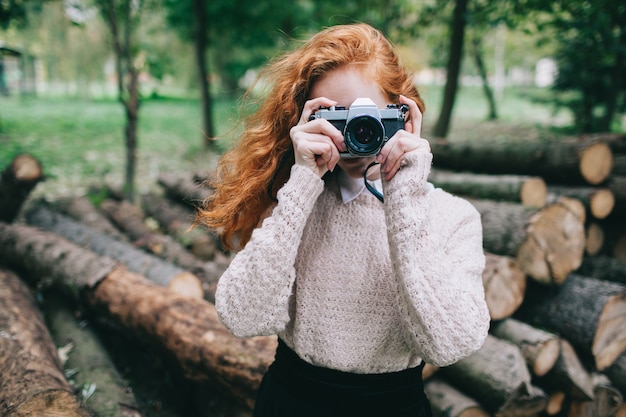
[547,185,615,220]
[438,335,548,417]
[0,222,275,410]
[192,0,215,147]
[515,275,626,371]
[140,192,221,261]
[425,376,490,417]
[0,153,43,222]
[470,197,586,285]
[0,268,92,417]
[490,318,560,378]
[429,136,614,185]
[470,36,498,121]
[430,169,547,207]
[45,292,143,417]
[482,253,526,320]
[432,0,467,138]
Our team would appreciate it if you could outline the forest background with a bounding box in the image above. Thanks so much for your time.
[1,0,624,201]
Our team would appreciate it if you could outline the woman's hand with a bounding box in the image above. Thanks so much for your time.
[376,95,431,181]
[290,97,346,178]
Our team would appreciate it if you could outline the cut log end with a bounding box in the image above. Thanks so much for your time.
[593,293,626,371]
[533,338,561,377]
[483,254,526,320]
[517,199,586,285]
[580,142,613,185]
[590,189,615,219]
[545,391,566,415]
[520,178,548,207]
[167,271,205,299]
[586,222,605,256]
[11,154,43,182]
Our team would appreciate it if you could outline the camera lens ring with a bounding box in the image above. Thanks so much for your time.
[344,115,384,156]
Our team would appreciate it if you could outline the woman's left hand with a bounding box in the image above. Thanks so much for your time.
[375,95,431,181]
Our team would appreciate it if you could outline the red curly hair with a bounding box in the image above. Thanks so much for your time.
[196,23,425,250]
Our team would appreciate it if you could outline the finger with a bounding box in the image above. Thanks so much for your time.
[299,97,338,125]
[399,95,423,137]
[291,119,345,151]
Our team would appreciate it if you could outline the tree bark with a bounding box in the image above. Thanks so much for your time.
[430,169,547,207]
[490,318,560,378]
[604,351,626,395]
[515,275,626,371]
[547,185,615,220]
[470,36,498,121]
[55,195,129,241]
[577,255,626,286]
[425,376,490,417]
[0,268,92,417]
[192,0,215,147]
[0,153,43,222]
[429,136,614,185]
[470,197,586,285]
[482,253,526,320]
[438,335,548,417]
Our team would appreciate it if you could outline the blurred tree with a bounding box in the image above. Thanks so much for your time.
[508,0,625,132]
[93,0,149,201]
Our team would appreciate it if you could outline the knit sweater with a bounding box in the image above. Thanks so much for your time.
[215,150,490,374]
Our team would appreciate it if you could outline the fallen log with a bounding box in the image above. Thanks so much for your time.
[23,203,214,298]
[438,334,548,417]
[490,318,560,377]
[55,195,129,241]
[428,135,613,185]
[482,253,526,320]
[0,268,92,417]
[514,275,626,371]
[45,292,142,417]
[547,185,615,220]
[535,339,595,401]
[568,373,623,417]
[469,197,586,285]
[0,153,44,222]
[577,255,626,286]
[0,222,276,410]
[608,176,626,216]
[158,172,212,208]
[140,192,221,261]
[424,376,490,417]
[429,169,547,207]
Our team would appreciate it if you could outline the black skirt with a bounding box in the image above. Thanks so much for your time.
[253,339,433,417]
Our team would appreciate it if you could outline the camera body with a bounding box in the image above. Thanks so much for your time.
[309,98,408,158]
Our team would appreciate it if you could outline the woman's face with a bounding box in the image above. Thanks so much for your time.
[309,65,389,179]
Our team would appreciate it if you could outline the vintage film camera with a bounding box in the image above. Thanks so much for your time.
[309,98,408,158]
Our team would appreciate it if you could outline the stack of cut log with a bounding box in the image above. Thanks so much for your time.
[425,133,626,417]
[0,137,625,417]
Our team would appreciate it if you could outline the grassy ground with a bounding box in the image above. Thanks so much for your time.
[0,84,582,201]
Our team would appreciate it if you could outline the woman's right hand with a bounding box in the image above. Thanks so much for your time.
[290,97,346,177]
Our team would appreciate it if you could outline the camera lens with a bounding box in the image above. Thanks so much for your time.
[345,115,384,156]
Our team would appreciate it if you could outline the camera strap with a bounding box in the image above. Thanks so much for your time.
[364,161,384,203]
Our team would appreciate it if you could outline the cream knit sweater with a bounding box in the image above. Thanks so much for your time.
[215,151,490,374]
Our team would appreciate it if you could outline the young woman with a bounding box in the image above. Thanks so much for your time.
[196,23,490,417]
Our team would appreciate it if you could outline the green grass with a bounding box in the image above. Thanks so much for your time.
[2,85,613,200]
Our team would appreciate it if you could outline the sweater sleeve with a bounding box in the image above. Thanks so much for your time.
[383,150,490,367]
[215,164,324,338]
